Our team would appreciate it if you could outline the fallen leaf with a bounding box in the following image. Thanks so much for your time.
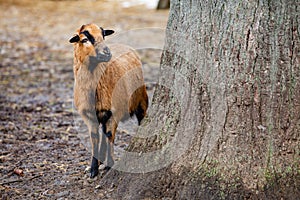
[14,168,24,177]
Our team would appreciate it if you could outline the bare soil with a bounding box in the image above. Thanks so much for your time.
[0,1,168,199]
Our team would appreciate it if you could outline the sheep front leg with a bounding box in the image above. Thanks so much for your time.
[79,109,100,178]
[89,124,100,178]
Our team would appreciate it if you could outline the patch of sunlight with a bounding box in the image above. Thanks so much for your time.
[120,0,159,9]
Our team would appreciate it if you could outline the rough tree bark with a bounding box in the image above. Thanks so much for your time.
[102,1,300,199]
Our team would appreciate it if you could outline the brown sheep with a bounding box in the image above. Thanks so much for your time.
[69,23,148,178]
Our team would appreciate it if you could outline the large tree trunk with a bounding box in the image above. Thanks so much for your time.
[101,1,300,199]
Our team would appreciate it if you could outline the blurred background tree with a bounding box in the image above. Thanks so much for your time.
[157,0,170,9]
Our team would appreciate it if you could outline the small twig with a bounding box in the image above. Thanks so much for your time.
[0,174,42,185]
[0,151,11,156]
[0,178,23,185]
[14,158,26,167]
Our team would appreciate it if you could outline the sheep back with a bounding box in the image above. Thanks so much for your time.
[95,44,148,122]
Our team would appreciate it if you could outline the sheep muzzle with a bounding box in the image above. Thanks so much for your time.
[94,45,112,63]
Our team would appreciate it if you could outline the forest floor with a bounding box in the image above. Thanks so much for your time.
[0,1,168,199]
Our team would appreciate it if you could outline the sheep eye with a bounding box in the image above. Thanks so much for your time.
[81,38,89,43]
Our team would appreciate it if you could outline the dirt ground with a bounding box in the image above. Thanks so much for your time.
[0,1,168,199]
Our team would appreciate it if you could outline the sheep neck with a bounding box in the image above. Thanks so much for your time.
[73,59,108,110]
[74,59,107,84]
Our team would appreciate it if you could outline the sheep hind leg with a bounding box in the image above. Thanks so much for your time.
[98,126,107,168]
[99,123,112,171]
[97,110,112,166]
[97,110,117,170]
[103,119,117,170]
[134,101,148,125]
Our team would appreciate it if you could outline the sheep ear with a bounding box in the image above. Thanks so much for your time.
[69,35,80,43]
[103,30,115,37]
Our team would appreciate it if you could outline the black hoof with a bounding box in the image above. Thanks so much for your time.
[90,157,99,178]
[103,166,111,171]
[104,131,112,139]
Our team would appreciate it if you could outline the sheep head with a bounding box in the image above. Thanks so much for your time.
[69,23,114,63]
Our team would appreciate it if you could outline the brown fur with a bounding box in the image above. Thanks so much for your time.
[70,24,148,170]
